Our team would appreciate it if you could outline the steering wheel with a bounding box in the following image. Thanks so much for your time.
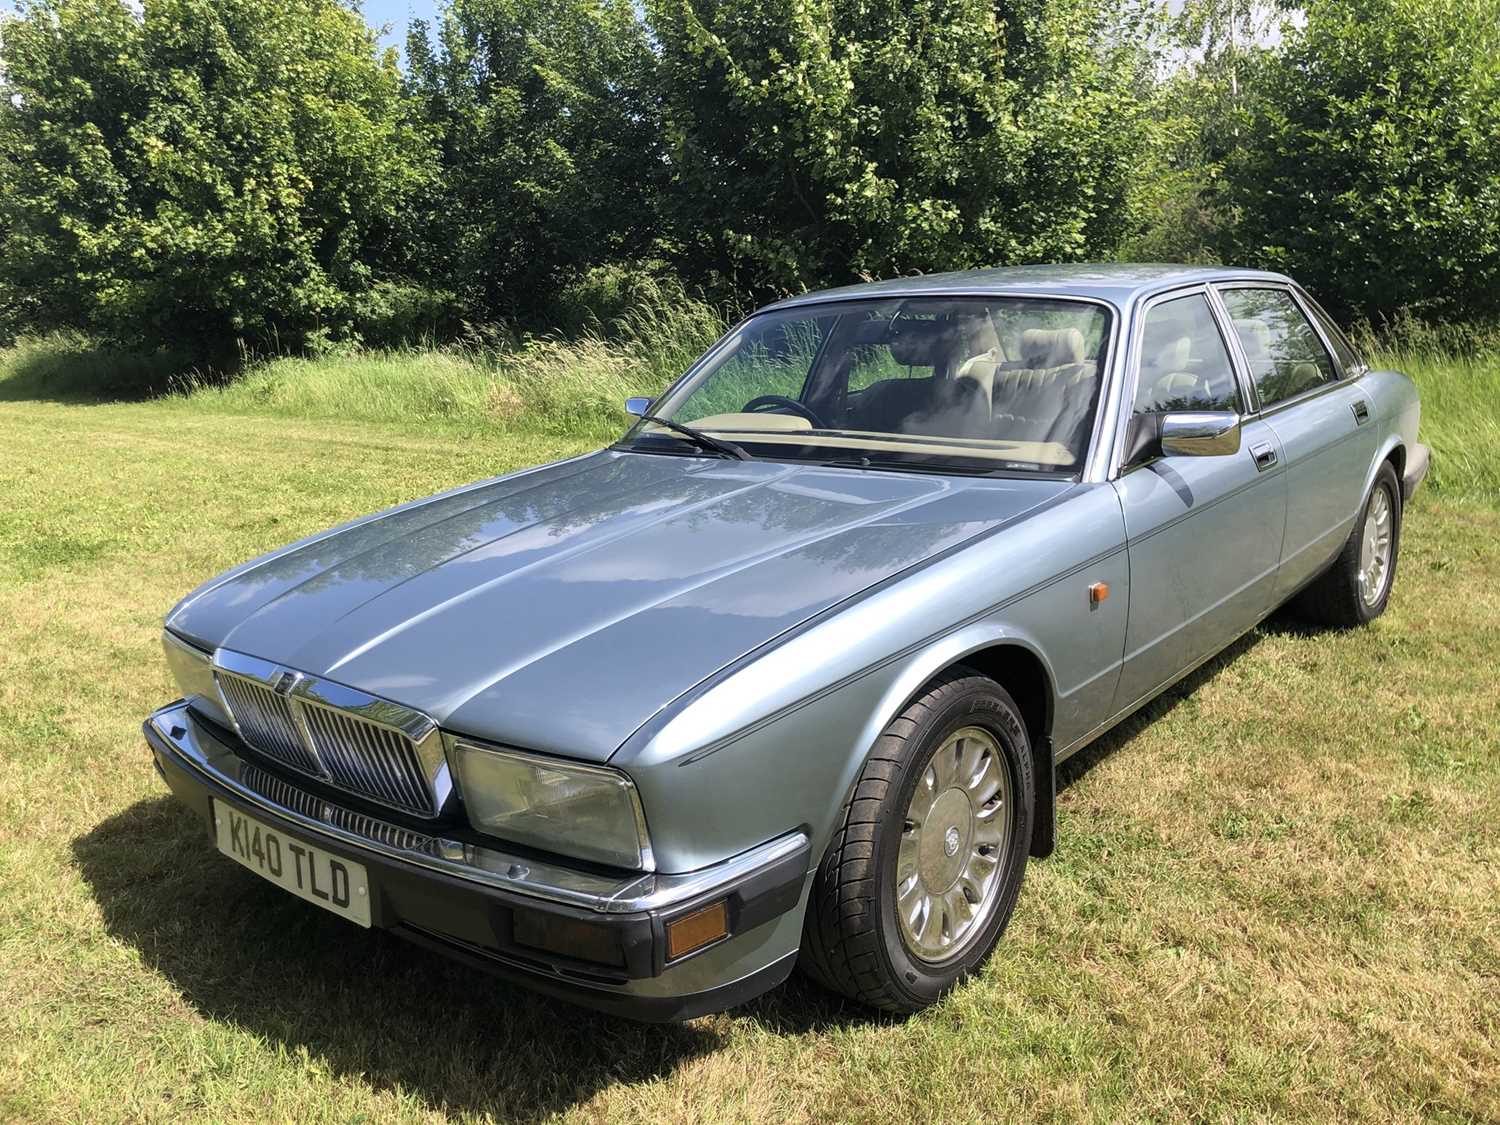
[742,395,828,429]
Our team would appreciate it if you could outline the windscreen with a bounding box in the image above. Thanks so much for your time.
[635,296,1112,474]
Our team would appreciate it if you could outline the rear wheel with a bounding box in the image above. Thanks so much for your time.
[799,669,1032,1014]
[1295,461,1402,628]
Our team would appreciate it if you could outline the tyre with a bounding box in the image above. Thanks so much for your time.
[1295,461,1402,628]
[799,668,1033,1014]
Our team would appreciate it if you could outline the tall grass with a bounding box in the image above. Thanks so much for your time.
[0,330,195,400]
[3,291,1496,505]
[0,278,729,443]
[168,276,727,442]
[1354,316,1500,505]
[1368,346,1500,504]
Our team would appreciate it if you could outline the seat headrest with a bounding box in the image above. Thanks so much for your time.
[887,319,954,367]
[959,314,1004,361]
[1152,335,1192,373]
[1021,328,1085,369]
[1237,319,1272,360]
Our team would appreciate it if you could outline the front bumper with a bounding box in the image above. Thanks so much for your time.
[145,701,809,1021]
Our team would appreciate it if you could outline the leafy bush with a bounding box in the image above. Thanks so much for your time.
[543,263,680,339]
[404,0,667,325]
[648,0,1160,298]
[0,0,429,359]
[1220,0,1500,323]
[352,282,466,350]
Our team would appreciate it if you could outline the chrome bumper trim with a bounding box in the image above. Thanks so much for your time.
[147,701,808,915]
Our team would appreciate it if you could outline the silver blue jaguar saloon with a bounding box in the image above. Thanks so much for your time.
[146,265,1428,1019]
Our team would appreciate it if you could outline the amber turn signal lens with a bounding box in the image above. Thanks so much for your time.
[666,900,729,960]
[1088,581,1110,606]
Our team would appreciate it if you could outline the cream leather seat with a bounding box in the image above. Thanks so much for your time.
[951,315,1008,430]
[1136,334,1208,412]
[1022,327,1086,369]
[1236,317,1323,400]
[986,327,1097,444]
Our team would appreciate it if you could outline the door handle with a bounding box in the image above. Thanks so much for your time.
[1352,400,1371,424]
[1251,441,1278,472]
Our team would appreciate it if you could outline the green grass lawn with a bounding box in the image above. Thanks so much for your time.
[1,353,1498,1122]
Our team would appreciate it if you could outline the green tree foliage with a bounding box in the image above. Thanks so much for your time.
[404,0,666,325]
[648,0,1160,298]
[1219,0,1500,323]
[0,0,428,358]
[1122,1,1297,265]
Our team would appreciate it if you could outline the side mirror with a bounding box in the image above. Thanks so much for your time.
[1160,412,1242,457]
[624,397,651,417]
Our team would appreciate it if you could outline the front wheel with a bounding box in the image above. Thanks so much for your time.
[1295,461,1403,628]
[798,669,1033,1014]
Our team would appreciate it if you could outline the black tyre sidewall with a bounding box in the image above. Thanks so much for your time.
[872,677,1033,1010]
[1354,464,1403,623]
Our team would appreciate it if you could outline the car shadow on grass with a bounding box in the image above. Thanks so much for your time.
[71,621,1288,1113]
[71,796,726,1120]
[1056,627,1266,792]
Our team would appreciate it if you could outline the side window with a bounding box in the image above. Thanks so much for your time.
[1219,288,1338,408]
[1132,294,1242,416]
[1302,294,1365,376]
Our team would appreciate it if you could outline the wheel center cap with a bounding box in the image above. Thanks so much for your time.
[918,788,974,892]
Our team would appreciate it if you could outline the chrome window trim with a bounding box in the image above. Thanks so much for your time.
[1107,282,1249,480]
[1210,281,1354,420]
[637,291,1125,486]
[211,648,453,819]
[1203,283,1263,413]
[1250,372,1362,421]
[147,702,806,914]
[1289,284,1370,380]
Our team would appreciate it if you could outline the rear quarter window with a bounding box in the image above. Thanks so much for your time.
[1218,287,1338,408]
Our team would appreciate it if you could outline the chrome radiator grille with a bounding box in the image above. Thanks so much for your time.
[216,674,322,776]
[212,650,451,819]
[301,700,433,814]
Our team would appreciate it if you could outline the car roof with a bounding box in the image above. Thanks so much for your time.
[760,263,1294,312]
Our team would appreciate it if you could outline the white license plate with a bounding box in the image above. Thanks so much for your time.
[214,801,371,927]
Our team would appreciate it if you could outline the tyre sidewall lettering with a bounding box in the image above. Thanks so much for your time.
[875,678,1033,1008]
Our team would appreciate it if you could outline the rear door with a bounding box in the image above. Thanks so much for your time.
[1110,288,1288,713]
[1214,284,1379,601]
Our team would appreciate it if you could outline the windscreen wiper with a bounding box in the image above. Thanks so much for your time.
[635,414,751,461]
[818,456,999,477]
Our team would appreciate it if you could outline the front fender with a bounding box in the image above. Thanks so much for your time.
[857,623,1057,765]
[616,486,1128,874]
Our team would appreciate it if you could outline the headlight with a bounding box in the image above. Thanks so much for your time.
[161,630,230,726]
[447,738,653,870]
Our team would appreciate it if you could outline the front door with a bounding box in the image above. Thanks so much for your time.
[1111,289,1289,713]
